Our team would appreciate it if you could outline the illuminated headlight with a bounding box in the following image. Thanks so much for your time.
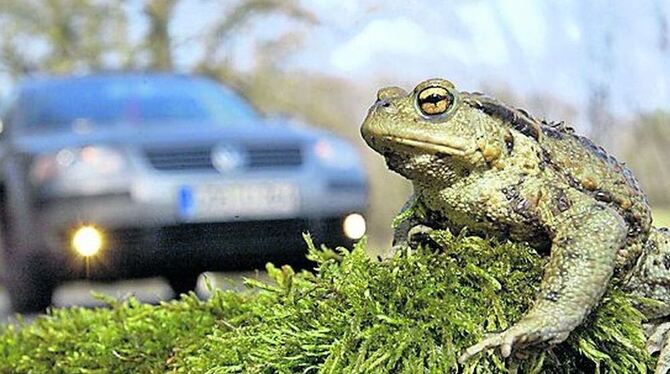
[343,213,366,240]
[30,146,127,184]
[314,139,361,169]
[71,225,104,257]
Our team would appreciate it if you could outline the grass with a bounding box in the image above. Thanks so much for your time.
[0,231,655,373]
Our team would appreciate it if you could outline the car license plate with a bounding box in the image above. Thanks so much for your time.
[178,182,299,221]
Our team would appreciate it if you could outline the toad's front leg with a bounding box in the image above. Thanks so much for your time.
[459,202,627,363]
[392,194,436,251]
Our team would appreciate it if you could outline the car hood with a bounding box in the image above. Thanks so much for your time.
[11,119,329,154]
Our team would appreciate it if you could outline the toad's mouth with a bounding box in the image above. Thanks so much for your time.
[383,136,467,156]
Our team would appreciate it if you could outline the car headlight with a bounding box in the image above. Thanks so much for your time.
[343,213,366,240]
[313,138,361,169]
[71,225,105,257]
[30,146,127,184]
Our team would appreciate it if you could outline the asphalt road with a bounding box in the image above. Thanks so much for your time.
[0,271,268,324]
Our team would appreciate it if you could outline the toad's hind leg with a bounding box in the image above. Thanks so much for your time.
[647,322,670,374]
[625,228,670,311]
[658,343,670,374]
[625,227,670,374]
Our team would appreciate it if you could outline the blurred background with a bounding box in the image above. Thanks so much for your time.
[0,0,669,316]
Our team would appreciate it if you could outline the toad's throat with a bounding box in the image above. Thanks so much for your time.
[383,136,467,156]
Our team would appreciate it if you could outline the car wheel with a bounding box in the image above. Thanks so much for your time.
[1,155,56,313]
[4,254,55,313]
[166,273,199,298]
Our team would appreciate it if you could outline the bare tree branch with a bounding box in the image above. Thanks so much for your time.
[0,0,131,76]
[201,0,317,69]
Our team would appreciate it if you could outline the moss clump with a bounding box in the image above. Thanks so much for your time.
[0,231,653,373]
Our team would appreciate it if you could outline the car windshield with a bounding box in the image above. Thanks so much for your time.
[15,76,260,133]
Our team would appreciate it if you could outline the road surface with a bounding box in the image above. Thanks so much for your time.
[0,271,269,324]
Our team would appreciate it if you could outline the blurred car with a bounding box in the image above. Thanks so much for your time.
[0,73,368,312]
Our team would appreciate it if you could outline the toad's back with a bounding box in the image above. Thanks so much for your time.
[539,121,652,270]
[469,94,653,272]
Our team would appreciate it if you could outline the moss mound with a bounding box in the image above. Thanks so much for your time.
[0,231,654,373]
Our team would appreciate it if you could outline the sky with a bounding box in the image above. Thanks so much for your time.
[165,0,670,120]
[291,0,669,118]
[2,0,669,122]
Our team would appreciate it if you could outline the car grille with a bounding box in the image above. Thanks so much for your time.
[145,148,214,171]
[246,146,302,168]
[144,145,303,172]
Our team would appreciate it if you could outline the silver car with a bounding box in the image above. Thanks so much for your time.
[0,73,368,312]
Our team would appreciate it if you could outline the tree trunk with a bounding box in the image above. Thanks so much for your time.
[144,0,176,71]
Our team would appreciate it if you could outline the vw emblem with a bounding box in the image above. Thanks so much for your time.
[212,145,245,172]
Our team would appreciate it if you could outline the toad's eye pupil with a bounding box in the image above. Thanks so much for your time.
[425,93,444,103]
[417,86,452,116]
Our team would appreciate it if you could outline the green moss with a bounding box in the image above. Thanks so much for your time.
[0,231,654,373]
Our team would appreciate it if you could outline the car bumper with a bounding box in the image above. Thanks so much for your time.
[49,217,353,281]
[34,176,367,280]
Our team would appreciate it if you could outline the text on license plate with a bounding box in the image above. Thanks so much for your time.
[178,182,300,221]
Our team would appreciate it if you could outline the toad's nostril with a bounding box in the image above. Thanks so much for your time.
[374,98,398,114]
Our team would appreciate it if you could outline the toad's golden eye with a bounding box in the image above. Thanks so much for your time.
[417,86,452,116]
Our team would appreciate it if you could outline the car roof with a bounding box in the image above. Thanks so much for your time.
[17,72,213,92]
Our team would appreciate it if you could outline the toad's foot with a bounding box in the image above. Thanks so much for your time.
[647,322,670,374]
[407,224,435,249]
[458,315,570,364]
